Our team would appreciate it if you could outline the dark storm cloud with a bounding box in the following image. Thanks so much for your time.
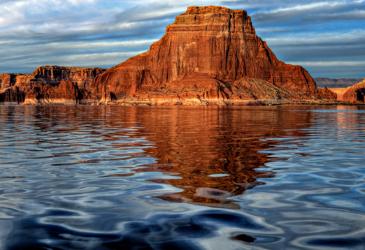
[0,0,364,78]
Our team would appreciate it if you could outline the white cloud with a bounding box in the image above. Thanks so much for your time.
[47,39,158,50]
[266,30,365,46]
[289,61,365,67]
[267,1,345,13]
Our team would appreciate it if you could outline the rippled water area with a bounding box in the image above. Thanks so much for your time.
[0,105,365,249]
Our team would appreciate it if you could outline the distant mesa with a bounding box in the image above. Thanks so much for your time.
[0,6,355,105]
[315,78,362,88]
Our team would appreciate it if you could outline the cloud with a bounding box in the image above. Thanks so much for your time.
[252,0,365,25]
[0,0,364,78]
[290,61,365,67]
[266,30,365,47]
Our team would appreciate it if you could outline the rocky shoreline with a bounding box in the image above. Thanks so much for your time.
[0,97,356,106]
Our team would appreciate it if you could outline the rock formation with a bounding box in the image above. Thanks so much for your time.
[0,66,105,104]
[342,79,365,103]
[317,87,337,101]
[1,6,343,105]
[94,6,318,104]
[0,73,26,103]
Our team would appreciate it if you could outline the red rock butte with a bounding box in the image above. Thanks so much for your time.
[94,6,320,104]
[1,6,344,105]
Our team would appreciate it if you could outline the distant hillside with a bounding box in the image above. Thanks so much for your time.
[315,78,363,88]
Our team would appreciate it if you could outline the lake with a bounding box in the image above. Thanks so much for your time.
[0,105,364,249]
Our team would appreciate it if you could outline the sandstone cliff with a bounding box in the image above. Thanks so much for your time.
[0,73,26,103]
[317,88,337,101]
[94,6,318,104]
[342,79,365,103]
[0,66,105,104]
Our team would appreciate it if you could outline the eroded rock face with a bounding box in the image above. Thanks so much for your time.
[31,66,104,89]
[342,79,365,103]
[0,66,105,104]
[317,88,337,101]
[0,74,26,103]
[0,74,16,89]
[95,6,318,104]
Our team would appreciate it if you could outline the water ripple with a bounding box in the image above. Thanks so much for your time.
[0,105,364,249]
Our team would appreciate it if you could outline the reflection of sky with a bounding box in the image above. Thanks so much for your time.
[0,0,364,78]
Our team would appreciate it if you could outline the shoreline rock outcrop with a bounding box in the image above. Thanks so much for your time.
[0,66,105,104]
[326,79,365,103]
[342,79,365,103]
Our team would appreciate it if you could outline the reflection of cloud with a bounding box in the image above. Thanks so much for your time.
[0,0,364,78]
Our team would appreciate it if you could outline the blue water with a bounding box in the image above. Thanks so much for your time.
[0,105,364,249]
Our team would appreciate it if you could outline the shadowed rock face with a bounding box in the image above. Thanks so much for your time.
[342,79,365,103]
[31,66,104,89]
[0,74,26,103]
[0,74,17,89]
[95,6,318,104]
[0,66,105,104]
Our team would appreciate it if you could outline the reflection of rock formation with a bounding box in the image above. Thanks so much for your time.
[335,105,364,131]
[7,105,312,208]
[130,107,312,207]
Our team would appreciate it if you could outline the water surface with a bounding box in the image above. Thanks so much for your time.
[0,105,364,249]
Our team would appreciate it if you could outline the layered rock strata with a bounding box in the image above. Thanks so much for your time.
[317,88,337,101]
[94,6,319,104]
[0,66,105,104]
[342,79,365,103]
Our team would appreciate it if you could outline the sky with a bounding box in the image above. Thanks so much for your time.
[0,0,364,78]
